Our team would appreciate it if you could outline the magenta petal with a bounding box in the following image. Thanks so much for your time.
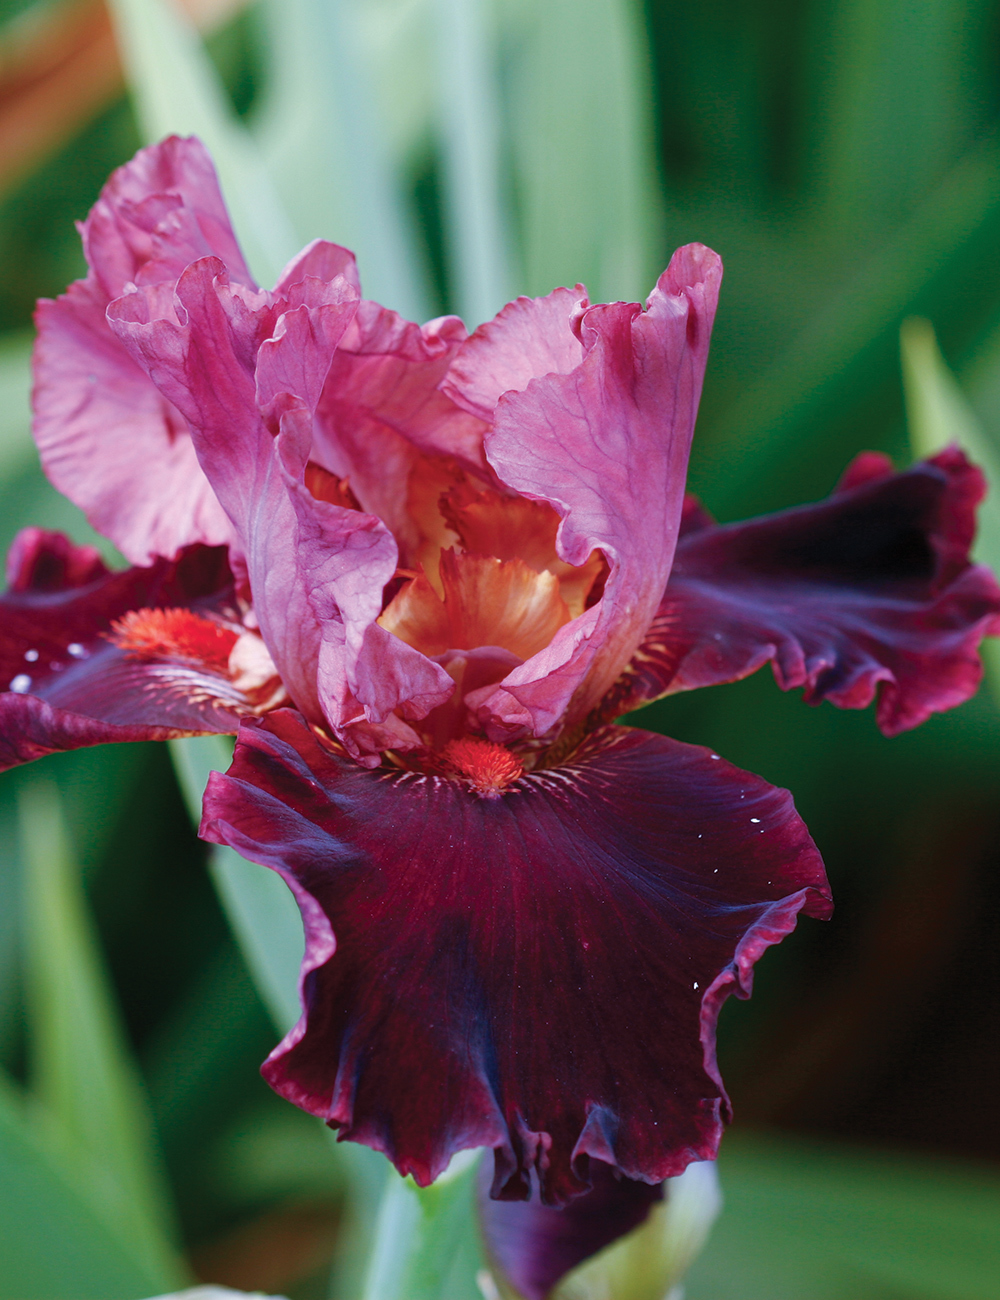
[620,448,1000,735]
[32,136,254,564]
[1,532,242,770]
[476,1160,662,1300]
[441,284,589,423]
[200,709,829,1205]
[314,300,487,539]
[477,245,723,738]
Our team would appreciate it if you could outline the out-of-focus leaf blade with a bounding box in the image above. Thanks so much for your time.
[506,0,662,303]
[684,1130,1000,1300]
[0,330,32,483]
[431,0,512,324]
[169,734,303,1033]
[900,315,1000,692]
[253,0,430,317]
[107,0,297,287]
[360,1151,483,1300]
[0,1068,169,1300]
[17,780,185,1289]
[901,316,1000,565]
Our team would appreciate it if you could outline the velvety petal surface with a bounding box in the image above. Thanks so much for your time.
[477,1159,662,1300]
[32,136,250,564]
[615,449,1000,734]
[471,245,723,740]
[0,530,242,770]
[201,709,829,1205]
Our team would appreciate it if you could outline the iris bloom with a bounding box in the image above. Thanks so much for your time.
[4,139,999,1217]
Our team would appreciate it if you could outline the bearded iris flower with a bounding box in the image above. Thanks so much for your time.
[3,139,999,1220]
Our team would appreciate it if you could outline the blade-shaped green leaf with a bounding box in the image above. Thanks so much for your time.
[18,780,186,1290]
[107,0,298,288]
[506,0,662,302]
[685,1129,1000,1300]
[0,330,32,483]
[0,1068,170,1300]
[431,0,513,324]
[253,0,430,318]
[169,734,303,1034]
[900,316,1000,688]
[360,1151,483,1300]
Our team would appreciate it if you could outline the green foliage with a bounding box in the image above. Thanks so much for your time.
[686,1130,1000,1300]
[17,781,187,1290]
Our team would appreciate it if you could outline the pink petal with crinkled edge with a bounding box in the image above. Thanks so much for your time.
[33,284,233,565]
[0,532,242,771]
[82,135,254,296]
[32,136,255,564]
[108,258,453,750]
[474,245,723,741]
[441,284,588,422]
[200,711,829,1206]
[314,301,488,548]
[613,448,1000,735]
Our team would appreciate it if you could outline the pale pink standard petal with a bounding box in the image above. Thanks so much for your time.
[478,244,723,739]
[32,136,255,564]
[109,259,452,748]
[314,300,487,534]
[33,284,233,565]
[441,284,588,422]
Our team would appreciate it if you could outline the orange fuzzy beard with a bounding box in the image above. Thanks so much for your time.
[108,607,238,670]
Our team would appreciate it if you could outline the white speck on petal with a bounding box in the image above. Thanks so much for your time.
[10,674,31,693]
[693,981,700,989]
[24,649,38,662]
[750,817,761,823]
[710,754,720,760]
[68,643,87,658]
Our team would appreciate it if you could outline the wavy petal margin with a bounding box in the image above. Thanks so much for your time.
[614,449,1000,734]
[200,709,829,1205]
[1,530,241,769]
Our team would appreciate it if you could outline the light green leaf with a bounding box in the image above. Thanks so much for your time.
[17,780,186,1290]
[107,0,298,288]
[169,734,303,1033]
[900,316,1000,688]
[505,0,662,302]
[360,1151,484,1300]
[431,0,513,324]
[253,0,430,318]
[685,1129,1000,1300]
[0,331,33,484]
[0,1068,170,1300]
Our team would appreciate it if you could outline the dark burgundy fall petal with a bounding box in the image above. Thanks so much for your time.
[476,1158,662,1300]
[613,449,1000,735]
[0,532,243,770]
[201,709,830,1206]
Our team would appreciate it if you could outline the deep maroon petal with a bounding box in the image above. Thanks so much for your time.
[613,449,1000,735]
[476,1159,662,1300]
[200,710,829,1205]
[0,532,244,769]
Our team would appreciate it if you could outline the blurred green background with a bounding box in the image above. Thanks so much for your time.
[0,1,999,1297]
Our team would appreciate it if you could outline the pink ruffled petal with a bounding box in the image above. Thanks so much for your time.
[201,710,829,1205]
[441,284,588,422]
[477,245,723,739]
[32,136,254,564]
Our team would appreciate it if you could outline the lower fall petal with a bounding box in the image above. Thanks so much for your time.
[200,710,830,1205]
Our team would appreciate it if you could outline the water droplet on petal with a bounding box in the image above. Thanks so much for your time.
[24,649,38,662]
[750,817,760,823]
[10,674,31,693]
[67,643,87,658]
